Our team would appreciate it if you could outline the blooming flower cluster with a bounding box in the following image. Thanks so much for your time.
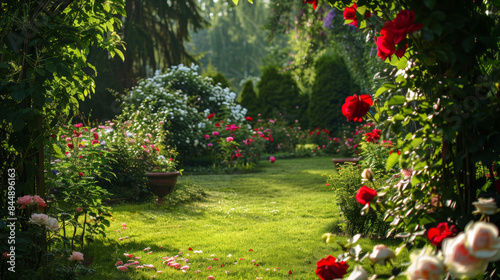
[122,64,247,161]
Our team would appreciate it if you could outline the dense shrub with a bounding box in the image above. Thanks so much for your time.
[309,51,355,133]
[257,66,300,120]
[325,164,389,237]
[96,103,176,201]
[121,64,247,161]
[239,80,260,117]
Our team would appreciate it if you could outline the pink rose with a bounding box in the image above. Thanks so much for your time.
[406,253,445,280]
[212,131,219,136]
[226,137,234,142]
[270,156,276,163]
[443,233,489,279]
[76,207,82,212]
[17,195,33,209]
[204,134,210,139]
[208,143,213,147]
[465,221,500,259]
[32,195,46,208]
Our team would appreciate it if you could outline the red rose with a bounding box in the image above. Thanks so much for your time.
[304,0,318,10]
[93,132,99,140]
[341,94,373,122]
[343,4,371,27]
[236,153,242,158]
[51,134,56,139]
[207,113,215,120]
[383,10,424,44]
[427,222,458,248]
[365,129,381,143]
[78,172,84,177]
[356,186,377,205]
[67,143,74,149]
[343,4,358,26]
[215,123,220,127]
[376,10,423,61]
[316,255,349,280]
[245,116,253,121]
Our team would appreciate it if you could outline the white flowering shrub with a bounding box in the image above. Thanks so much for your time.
[121,64,248,161]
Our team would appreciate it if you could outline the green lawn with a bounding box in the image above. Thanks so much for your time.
[81,157,406,279]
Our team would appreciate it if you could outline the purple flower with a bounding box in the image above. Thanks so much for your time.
[323,9,336,29]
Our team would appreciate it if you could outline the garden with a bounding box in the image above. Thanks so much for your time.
[1,0,500,279]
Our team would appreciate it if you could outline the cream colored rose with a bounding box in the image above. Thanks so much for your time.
[406,254,445,280]
[46,217,59,231]
[68,251,84,261]
[347,265,368,280]
[472,198,499,215]
[368,244,395,265]
[361,169,374,181]
[442,233,489,279]
[465,221,500,259]
[29,213,49,226]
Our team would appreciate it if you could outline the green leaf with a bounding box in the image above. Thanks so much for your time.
[386,152,399,171]
[52,143,65,158]
[375,83,396,97]
[386,96,406,106]
[115,49,125,62]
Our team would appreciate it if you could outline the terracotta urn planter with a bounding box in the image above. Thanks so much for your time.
[145,171,180,205]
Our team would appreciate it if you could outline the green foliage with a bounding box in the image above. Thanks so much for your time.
[257,66,301,120]
[1,1,125,277]
[239,80,260,117]
[309,51,355,132]
[326,163,389,237]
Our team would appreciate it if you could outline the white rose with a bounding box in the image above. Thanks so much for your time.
[347,265,368,280]
[465,221,500,259]
[29,213,50,226]
[406,254,445,280]
[442,233,489,279]
[472,198,499,215]
[368,244,395,265]
[46,217,59,231]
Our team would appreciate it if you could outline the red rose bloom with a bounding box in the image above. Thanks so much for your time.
[365,129,381,144]
[427,222,458,248]
[245,116,253,121]
[93,132,99,140]
[343,4,358,26]
[207,113,215,120]
[78,172,84,177]
[342,94,373,122]
[376,10,423,61]
[304,0,318,10]
[356,186,377,205]
[67,143,74,149]
[236,153,242,158]
[215,123,221,127]
[383,10,424,44]
[316,255,349,280]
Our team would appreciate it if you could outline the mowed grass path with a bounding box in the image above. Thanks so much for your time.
[81,158,369,279]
